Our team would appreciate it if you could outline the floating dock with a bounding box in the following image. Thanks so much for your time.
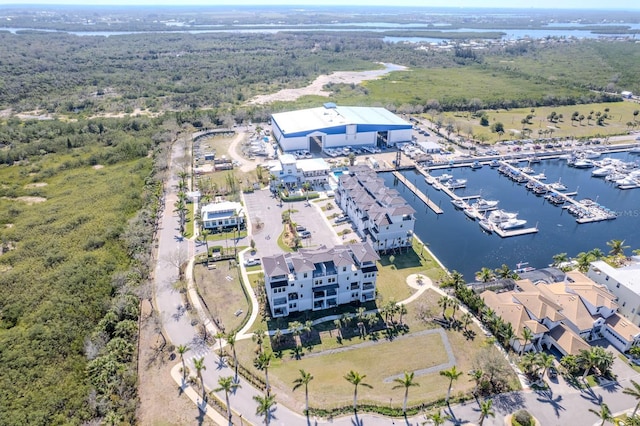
[392,170,443,214]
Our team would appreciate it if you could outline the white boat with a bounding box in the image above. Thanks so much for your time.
[444,178,467,189]
[498,218,527,230]
[471,161,482,169]
[582,149,601,159]
[592,166,614,177]
[548,180,568,191]
[464,207,479,220]
[438,173,454,182]
[520,167,535,174]
[479,219,494,233]
[472,198,499,211]
[606,173,625,182]
[488,209,519,223]
[451,199,467,209]
[630,145,640,154]
[574,159,594,168]
[531,173,547,180]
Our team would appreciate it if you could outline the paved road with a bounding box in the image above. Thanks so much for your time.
[155,138,640,426]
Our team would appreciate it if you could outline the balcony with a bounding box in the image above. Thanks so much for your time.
[274,297,287,306]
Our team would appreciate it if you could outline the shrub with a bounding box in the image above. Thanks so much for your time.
[512,409,534,426]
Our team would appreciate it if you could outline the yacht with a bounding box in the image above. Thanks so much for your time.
[531,172,547,181]
[520,167,535,174]
[582,149,602,159]
[438,173,454,182]
[606,173,625,182]
[444,178,467,189]
[471,161,482,169]
[498,218,527,230]
[451,199,467,209]
[548,180,568,191]
[472,198,499,212]
[573,159,594,168]
[592,166,614,177]
[479,219,494,233]
[490,159,500,168]
[488,209,519,223]
[629,145,640,154]
[464,207,479,220]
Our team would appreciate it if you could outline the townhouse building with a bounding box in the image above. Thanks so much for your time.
[588,258,640,326]
[335,167,415,253]
[262,243,379,318]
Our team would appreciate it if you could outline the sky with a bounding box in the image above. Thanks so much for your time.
[0,0,637,9]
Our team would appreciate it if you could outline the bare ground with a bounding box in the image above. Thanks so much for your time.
[247,62,407,105]
[137,301,216,426]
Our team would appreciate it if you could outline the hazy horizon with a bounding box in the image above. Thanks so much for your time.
[0,0,638,11]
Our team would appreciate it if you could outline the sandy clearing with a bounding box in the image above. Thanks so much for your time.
[3,196,47,205]
[92,164,105,170]
[247,62,407,105]
[24,182,48,188]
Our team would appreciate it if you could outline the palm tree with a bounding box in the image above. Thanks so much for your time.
[475,267,495,283]
[398,304,408,326]
[460,312,473,333]
[495,264,514,279]
[214,376,240,425]
[478,399,495,426]
[254,350,274,395]
[292,369,314,415]
[193,356,207,399]
[392,371,420,415]
[578,348,598,379]
[607,239,630,257]
[589,248,605,260]
[177,344,190,380]
[520,327,534,355]
[252,326,266,353]
[438,295,450,320]
[439,365,463,404]
[469,369,484,397]
[449,298,460,322]
[537,352,554,378]
[589,402,613,426]
[575,251,594,273]
[552,252,569,267]
[254,393,277,426]
[288,321,303,346]
[226,331,239,382]
[623,380,640,418]
[344,370,372,411]
[449,270,465,290]
[214,330,226,357]
[426,410,449,426]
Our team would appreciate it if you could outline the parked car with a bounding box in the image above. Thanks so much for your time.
[548,366,558,379]
[244,258,261,267]
[296,225,306,232]
[298,230,312,239]
[334,215,349,224]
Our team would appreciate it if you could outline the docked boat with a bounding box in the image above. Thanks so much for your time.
[451,199,467,209]
[490,159,500,168]
[629,145,640,154]
[592,166,614,177]
[498,218,527,230]
[606,173,625,182]
[515,262,536,274]
[573,159,594,168]
[471,161,482,169]
[488,209,519,223]
[582,149,601,159]
[479,219,494,233]
[531,173,547,180]
[533,185,548,195]
[444,178,467,189]
[544,193,565,205]
[472,198,499,212]
[464,207,479,220]
[548,179,567,191]
[520,167,535,174]
[528,156,541,164]
[437,173,454,182]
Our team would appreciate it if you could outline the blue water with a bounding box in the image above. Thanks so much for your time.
[380,152,640,280]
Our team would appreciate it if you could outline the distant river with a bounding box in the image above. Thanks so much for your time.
[381,152,640,280]
[3,22,640,40]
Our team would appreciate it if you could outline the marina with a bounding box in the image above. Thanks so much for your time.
[381,149,640,280]
[391,170,443,214]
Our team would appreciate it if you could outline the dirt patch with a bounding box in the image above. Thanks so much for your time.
[92,164,105,170]
[248,62,407,105]
[137,302,216,426]
[3,196,47,205]
[24,182,48,188]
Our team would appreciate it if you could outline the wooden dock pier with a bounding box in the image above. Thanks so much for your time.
[392,171,443,214]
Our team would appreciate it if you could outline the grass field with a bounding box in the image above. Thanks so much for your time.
[193,263,249,332]
[440,101,639,144]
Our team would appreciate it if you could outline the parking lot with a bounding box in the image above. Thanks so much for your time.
[242,190,341,260]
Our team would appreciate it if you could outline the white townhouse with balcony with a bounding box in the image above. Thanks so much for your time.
[262,243,379,318]
[588,258,640,327]
[335,167,415,253]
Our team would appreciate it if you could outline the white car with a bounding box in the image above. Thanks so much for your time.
[334,215,349,224]
[244,258,261,267]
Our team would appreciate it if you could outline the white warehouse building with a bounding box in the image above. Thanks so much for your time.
[270,103,412,153]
